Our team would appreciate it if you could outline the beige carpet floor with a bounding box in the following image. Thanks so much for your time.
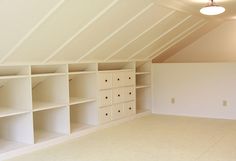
[5,114,236,161]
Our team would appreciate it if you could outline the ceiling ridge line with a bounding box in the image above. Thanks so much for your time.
[0,0,66,64]
[149,20,206,60]
[127,15,192,60]
[103,10,176,61]
[42,0,120,64]
[75,2,155,62]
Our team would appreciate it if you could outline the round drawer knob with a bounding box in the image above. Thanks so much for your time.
[105,113,108,116]
[129,107,132,110]
[118,110,121,113]
[129,92,132,95]
[105,79,108,82]
[129,77,131,80]
[117,78,120,81]
[118,94,120,97]
[105,96,108,99]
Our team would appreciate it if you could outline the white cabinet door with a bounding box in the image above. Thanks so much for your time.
[111,104,124,120]
[123,86,135,101]
[123,71,135,86]
[99,107,112,123]
[99,90,112,106]
[124,101,136,116]
[112,72,124,87]
[99,73,112,89]
[112,88,124,104]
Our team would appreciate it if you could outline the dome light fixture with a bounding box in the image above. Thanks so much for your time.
[200,0,225,16]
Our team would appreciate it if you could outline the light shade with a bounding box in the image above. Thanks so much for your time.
[200,0,225,15]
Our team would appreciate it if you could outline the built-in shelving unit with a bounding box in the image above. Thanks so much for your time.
[70,102,98,133]
[0,113,34,153]
[0,61,152,158]
[33,107,69,143]
[135,61,152,113]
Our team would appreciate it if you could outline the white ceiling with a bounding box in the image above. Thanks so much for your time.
[0,0,234,65]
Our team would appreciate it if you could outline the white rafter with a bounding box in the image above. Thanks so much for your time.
[43,0,119,64]
[76,2,155,62]
[128,15,192,60]
[0,0,66,63]
[149,20,206,60]
[104,10,176,61]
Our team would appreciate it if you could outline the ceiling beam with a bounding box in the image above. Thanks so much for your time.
[0,0,66,64]
[42,0,119,64]
[128,15,192,60]
[104,10,176,61]
[76,2,155,62]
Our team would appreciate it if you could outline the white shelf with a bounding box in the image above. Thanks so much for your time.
[136,72,150,75]
[0,75,29,80]
[31,73,66,77]
[34,130,64,143]
[0,139,28,154]
[0,107,30,117]
[69,97,96,105]
[69,71,96,75]
[136,85,151,89]
[33,101,66,112]
[71,123,94,133]
[98,69,134,73]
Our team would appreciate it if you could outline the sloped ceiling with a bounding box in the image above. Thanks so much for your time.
[0,0,234,65]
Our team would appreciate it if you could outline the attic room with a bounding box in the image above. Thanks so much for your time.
[0,0,236,160]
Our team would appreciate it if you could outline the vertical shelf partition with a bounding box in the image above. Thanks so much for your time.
[135,61,152,113]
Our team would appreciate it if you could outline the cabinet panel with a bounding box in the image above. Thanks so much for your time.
[124,86,135,101]
[123,71,135,86]
[124,101,136,116]
[112,88,124,104]
[99,107,111,124]
[99,90,112,107]
[99,73,112,89]
[111,104,124,120]
[112,72,124,87]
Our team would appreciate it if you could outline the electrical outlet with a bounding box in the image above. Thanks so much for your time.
[222,100,228,107]
[171,98,175,104]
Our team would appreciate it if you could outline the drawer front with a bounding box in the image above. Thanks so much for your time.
[112,88,124,104]
[112,104,124,120]
[124,86,135,101]
[99,73,112,89]
[112,72,124,87]
[124,101,136,116]
[99,107,112,123]
[99,90,112,106]
[123,71,135,86]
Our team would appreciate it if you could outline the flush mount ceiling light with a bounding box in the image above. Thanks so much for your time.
[200,0,225,15]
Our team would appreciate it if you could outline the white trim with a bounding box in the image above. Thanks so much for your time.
[42,0,120,63]
[128,15,192,60]
[76,3,155,62]
[149,20,206,60]
[0,0,66,63]
[104,11,176,61]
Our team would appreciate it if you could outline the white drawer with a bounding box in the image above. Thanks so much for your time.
[123,86,135,101]
[112,104,124,120]
[99,107,111,123]
[99,73,112,89]
[124,101,136,116]
[112,88,124,104]
[112,72,124,87]
[123,71,135,86]
[99,90,112,106]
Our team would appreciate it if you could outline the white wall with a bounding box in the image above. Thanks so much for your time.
[152,63,236,120]
[165,20,236,62]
